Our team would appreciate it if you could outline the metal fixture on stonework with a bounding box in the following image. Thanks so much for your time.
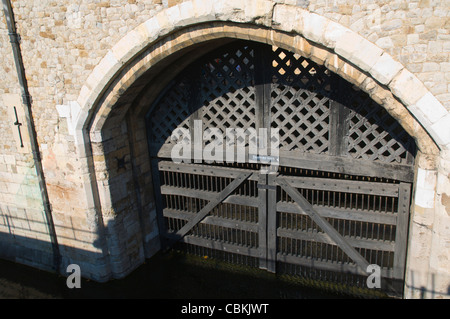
[13,106,24,148]
[116,155,129,172]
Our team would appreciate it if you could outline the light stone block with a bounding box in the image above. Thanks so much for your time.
[164,4,182,27]
[85,51,119,93]
[375,37,394,49]
[177,1,197,25]
[335,31,383,72]
[244,0,274,26]
[272,4,303,33]
[414,92,448,124]
[111,30,144,64]
[390,68,429,106]
[213,0,246,22]
[299,11,329,45]
[370,52,404,85]
[429,114,450,147]
[155,8,174,34]
[322,20,351,49]
[192,0,214,20]
[415,185,436,209]
[417,168,438,191]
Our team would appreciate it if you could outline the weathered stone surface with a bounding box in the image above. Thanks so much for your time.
[370,52,404,85]
[335,31,383,72]
[390,68,429,106]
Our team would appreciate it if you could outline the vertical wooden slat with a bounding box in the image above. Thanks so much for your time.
[258,173,268,270]
[254,43,268,132]
[267,173,278,273]
[393,183,411,280]
[329,100,346,156]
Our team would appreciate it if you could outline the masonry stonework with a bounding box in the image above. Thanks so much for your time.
[0,0,449,298]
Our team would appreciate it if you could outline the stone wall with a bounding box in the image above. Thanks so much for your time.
[0,0,449,297]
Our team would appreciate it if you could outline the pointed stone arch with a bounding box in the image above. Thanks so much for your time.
[71,1,449,297]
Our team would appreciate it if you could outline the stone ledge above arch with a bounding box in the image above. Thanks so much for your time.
[74,0,448,154]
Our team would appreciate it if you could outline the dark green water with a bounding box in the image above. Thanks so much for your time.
[0,251,371,299]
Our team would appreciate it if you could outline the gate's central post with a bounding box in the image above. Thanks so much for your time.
[257,169,278,273]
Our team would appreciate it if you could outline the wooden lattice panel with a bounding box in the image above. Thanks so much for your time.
[346,86,415,165]
[198,44,257,143]
[271,47,332,154]
[148,78,192,145]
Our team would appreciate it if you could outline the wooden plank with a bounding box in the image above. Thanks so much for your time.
[393,182,411,280]
[165,233,260,258]
[267,173,277,273]
[158,160,260,181]
[167,172,253,246]
[277,253,395,279]
[279,175,399,197]
[279,150,414,183]
[160,185,397,224]
[277,228,395,252]
[329,100,348,157]
[277,177,370,275]
[163,209,258,233]
[254,42,269,131]
[258,173,268,270]
[276,201,397,225]
[277,253,361,275]
[155,147,414,183]
[160,185,258,206]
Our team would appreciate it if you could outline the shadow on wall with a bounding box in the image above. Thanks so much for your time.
[406,271,450,299]
[0,199,108,281]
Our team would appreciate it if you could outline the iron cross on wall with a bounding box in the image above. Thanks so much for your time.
[13,106,24,148]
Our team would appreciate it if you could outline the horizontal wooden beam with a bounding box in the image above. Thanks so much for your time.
[160,185,398,225]
[152,145,414,182]
[276,201,397,225]
[276,253,395,279]
[279,150,414,183]
[159,161,400,196]
[158,160,260,180]
[277,228,395,252]
[279,175,399,197]
[163,208,259,233]
[165,233,260,258]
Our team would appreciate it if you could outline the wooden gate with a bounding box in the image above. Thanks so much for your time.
[146,40,416,296]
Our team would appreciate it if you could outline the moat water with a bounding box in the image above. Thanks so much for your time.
[0,250,366,299]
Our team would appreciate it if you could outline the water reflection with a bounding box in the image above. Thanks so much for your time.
[0,251,362,299]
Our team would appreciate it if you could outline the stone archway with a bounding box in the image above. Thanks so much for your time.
[71,1,449,298]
